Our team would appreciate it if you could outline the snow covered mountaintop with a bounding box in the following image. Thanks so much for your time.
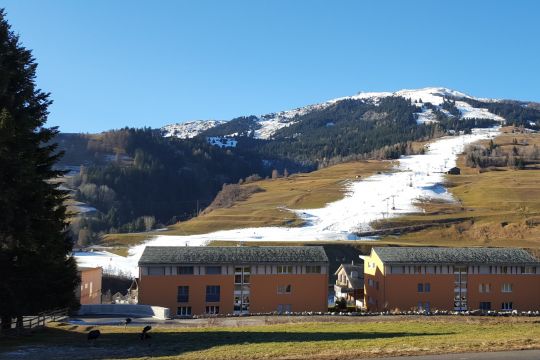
[162,87,505,139]
[162,120,226,138]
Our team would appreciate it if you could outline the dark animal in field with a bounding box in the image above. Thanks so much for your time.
[140,325,152,341]
[124,318,132,327]
[87,329,101,341]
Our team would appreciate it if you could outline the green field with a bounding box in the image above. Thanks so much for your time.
[1,317,539,360]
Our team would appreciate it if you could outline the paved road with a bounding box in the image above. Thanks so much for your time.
[375,350,540,360]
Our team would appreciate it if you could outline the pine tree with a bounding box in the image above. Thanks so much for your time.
[0,9,78,330]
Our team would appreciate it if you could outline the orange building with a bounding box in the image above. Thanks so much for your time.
[138,246,329,316]
[76,266,102,305]
[364,247,540,312]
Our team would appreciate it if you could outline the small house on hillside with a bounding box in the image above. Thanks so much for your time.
[334,262,364,308]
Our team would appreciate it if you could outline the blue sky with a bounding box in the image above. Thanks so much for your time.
[3,0,539,133]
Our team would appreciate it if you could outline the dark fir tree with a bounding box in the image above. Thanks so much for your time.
[0,9,78,329]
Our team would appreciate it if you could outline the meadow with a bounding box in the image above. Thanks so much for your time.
[1,317,539,360]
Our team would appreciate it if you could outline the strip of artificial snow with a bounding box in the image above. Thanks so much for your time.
[75,128,498,276]
[74,250,134,277]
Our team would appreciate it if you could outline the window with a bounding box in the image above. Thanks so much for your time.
[234,295,250,312]
[501,266,508,274]
[418,301,423,311]
[501,283,513,293]
[205,266,222,275]
[206,285,220,302]
[177,266,194,275]
[234,266,248,273]
[277,265,293,274]
[234,266,250,284]
[424,302,430,312]
[501,302,513,311]
[479,302,491,310]
[277,304,291,314]
[414,266,422,274]
[177,286,189,303]
[424,283,431,292]
[479,283,491,293]
[368,279,374,287]
[417,283,424,292]
[148,266,165,276]
[522,266,537,274]
[306,265,321,274]
[277,285,292,294]
[177,306,192,316]
[205,306,220,315]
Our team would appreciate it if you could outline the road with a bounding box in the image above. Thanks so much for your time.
[375,350,540,360]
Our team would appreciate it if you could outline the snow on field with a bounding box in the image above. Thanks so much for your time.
[74,250,135,277]
[415,108,438,124]
[455,100,505,121]
[70,127,499,276]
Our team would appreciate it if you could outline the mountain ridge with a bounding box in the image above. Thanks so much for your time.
[161,87,521,140]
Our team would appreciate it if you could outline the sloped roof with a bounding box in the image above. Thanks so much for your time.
[335,263,364,276]
[373,247,540,265]
[139,246,328,265]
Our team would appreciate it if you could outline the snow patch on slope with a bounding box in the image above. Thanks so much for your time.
[455,101,505,121]
[161,120,226,139]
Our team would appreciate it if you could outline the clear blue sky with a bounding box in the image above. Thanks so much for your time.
[3,0,539,133]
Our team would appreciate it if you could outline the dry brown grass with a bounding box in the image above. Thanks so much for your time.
[381,127,540,248]
[101,160,392,246]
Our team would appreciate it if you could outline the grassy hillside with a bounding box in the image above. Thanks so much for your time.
[102,160,391,246]
[102,127,540,252]
[378,127,540,248]
[2,317,539,360]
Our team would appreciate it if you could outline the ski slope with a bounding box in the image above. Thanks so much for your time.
[75,127,499,276]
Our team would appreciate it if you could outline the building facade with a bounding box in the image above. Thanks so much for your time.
[364,247,540,312]
[138,246,329,316]
[76,266,102,305]
[334,262,364,308]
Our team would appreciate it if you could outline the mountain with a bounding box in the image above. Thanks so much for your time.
[161,87,535,140]
[58,87,540,245]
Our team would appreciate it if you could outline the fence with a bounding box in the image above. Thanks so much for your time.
[10,308,69,329]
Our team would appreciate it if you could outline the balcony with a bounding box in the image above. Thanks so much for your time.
[334,284,354,294]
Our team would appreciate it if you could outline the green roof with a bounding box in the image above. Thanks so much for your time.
[373,247,540,265]
[138,246,328,265]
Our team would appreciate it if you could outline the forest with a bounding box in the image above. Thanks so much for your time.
[60,129,271,244]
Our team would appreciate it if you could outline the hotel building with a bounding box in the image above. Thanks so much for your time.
[138,246,329,316]
[363,247,540,312]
